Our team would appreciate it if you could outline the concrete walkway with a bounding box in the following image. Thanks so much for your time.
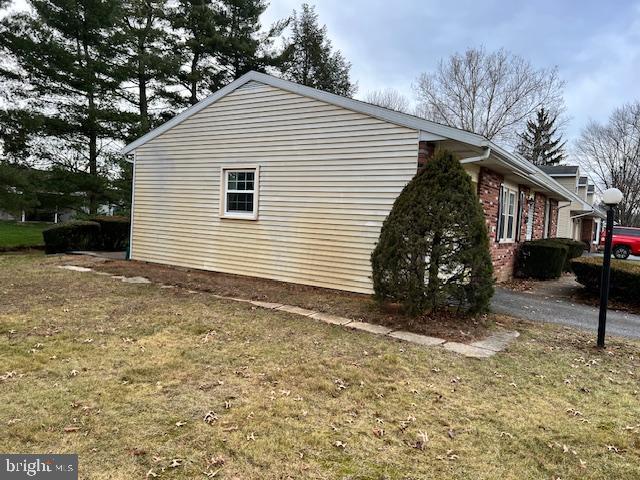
[492,284,640,339]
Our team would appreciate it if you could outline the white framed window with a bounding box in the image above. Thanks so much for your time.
[220,165,259,220]
[498,186,518,242]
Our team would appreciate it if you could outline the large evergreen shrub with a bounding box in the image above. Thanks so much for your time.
[530,237,585,272]
[517,241,568,279]
[42,221,101,254]
[572,257,640,303]
[371,149,494,316]
[90,215,130,251]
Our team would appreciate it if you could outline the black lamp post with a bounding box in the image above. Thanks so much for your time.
[597,187,623,348]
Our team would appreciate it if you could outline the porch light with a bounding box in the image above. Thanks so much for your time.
[597,187,623,348]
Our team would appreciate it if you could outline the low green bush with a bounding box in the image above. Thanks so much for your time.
[90,215,130,251]
[571,257,640,303]
[42,221,101,254]
[517,241,568,279]
[530,237,585,271]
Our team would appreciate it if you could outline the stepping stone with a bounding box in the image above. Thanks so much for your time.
[346,321,393,335]
[250,300,284,309]
[443,342,495,359]
[470,330,520,352]
[276,305,316,317]
[388,330,445,346]
[121,276,151,284]
[310,312,352,325]
[58,265,93,272]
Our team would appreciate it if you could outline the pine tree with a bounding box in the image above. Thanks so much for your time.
[0,0,129,213]
[371,149,494,316]
[115,0,182,137]
[217,0,288,81]
[517,107,566,166]
[168,0,226,107]
[280,3,355,96]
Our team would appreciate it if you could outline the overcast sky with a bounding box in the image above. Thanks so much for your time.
[264,0,640,145]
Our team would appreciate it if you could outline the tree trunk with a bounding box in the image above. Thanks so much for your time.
[138,38,149,133]
[426,232,442,311]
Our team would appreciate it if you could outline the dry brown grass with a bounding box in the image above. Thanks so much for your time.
[89,258,498,342]
[1,253,639,479]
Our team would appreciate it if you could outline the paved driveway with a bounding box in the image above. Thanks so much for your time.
[491,278,640,340]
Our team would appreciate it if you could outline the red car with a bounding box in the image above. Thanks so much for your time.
[600,226,640,259]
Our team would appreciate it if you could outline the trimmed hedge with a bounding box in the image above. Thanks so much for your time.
[571,257,640,303]
[517,241,568,279]
[530,237,585,271]
[90,215,130,251]
[42,221,101,254]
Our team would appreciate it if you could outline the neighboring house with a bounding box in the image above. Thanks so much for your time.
[122,71,585,293]
[540,165,605,251]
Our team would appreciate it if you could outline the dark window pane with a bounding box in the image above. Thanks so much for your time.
[227,192,253,212]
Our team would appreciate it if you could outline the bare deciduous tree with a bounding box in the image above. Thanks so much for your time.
[414,47,564,145]
[577,102,640,226]
[364,88,411,113]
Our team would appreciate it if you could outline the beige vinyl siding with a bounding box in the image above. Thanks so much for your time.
[131,81,419,293]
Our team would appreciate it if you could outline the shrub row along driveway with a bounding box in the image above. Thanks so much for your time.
[492,277,640,339]
[1,254,639,479]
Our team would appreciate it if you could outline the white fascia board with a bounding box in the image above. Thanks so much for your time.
[122,70,486,154]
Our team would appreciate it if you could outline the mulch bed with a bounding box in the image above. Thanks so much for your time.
[82,257,505,342]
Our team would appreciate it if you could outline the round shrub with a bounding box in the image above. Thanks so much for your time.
[90,215,130,251]
[42,221,101,254]
[531,237,585,271]
[371,149,494,316]
[517,241,568,279]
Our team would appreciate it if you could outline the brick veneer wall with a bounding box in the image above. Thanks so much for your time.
[549,200,559,238]
[532,193,547,240]
[477,167,520,282]
[417,141,435,168]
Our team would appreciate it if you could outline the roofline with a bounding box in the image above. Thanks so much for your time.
[121,70,579,203]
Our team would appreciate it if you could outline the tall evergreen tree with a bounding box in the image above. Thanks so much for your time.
[0,0,130,213]
[280,3,355,96]
[168,0,227,107]
[217,0,288,80]
[115,0,181,137]
[517,107,566,166]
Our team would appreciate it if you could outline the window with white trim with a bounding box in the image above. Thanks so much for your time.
[498,186,518,242]
[221,167,259,219]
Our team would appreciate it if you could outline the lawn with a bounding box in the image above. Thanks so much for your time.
[0,220,49,249]
[1,254,639,479]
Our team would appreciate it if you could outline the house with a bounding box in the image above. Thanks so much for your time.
[540,165,605,251]
[122,71,585,293]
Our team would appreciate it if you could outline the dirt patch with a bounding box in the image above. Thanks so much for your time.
[87,258,496,342]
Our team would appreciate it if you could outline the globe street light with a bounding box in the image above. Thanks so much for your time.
[597,187,623,348]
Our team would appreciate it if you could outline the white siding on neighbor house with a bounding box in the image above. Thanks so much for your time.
[557,205,572,238]
[131,81,419,293]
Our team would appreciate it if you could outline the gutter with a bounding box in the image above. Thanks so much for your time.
[460,147,491,164]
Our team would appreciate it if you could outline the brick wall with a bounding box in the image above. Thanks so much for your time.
[550,200,559,238]
[477,167,519,282]
[532,193,547,239]
[417,141,435,168]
